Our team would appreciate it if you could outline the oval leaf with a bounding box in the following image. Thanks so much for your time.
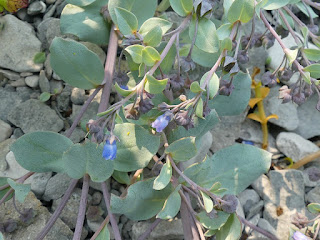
[7,179,31,203]
[308,203,320,214]
[39,92,51,102]
[197,210,230,230]
[165,137,197,162]
[142,46,161,66]
[153,160,172,190]
[304,64,320,78]
[169,0,193,16]
[200,72,219,99]
[114,82,135,97]
[303,49,320,61]
[156,185,181,219]
[125,44,144,64]
[139,17,173,35]
[227,0,254,23]
[115,7,138,36]
[145,74,168,94]
[143,25,162,47]
[200,191,213,213]
[216,214,242,240]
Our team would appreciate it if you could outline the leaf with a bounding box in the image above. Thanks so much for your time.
[108,0,157,28]
[301,71,311,85]
[181,144,272,195]
[300,26,309,44]
[189,15,219,53]
[308,203,320,214]
[114,82,135,97]
[247,113,263,123]
[142,46,161,66]
[113,123,160,172]
[62,141,114,182]
[125,45,144,64]
[60,0,110,45]
[284,48,298,66]
[112,170,130,185]
[33,52,46,64]
[200,191,213,213]
[216,213,242,240]
[204,230,217,237]
[227,0,254,24]
[210,72,251,116]
[96,223,110,240]
[0,0,28,12]
[191,45,220,68]
[7,179,31,203]
[0,177,13,203]
[97,107,115,117]
[217,23,233,40]
[220,38,233,51]
[169,0,193,16]
[111,178,173,220]
[279,10,294,31]
[39,92,51,102]
[303,49,320,61]
[143,25,162,47]
[153,160,172,190]
[190,81,205,93]
[50,38,104,90]
[296,2,318,18]
[248,98,262,108]
[165,137,197,162]
[304,64,320,78]
[156,185,181,219]
[155,42,177,75]
[139,17,172,35]
[145,74,168,94]
[196,98,204,119]
[67,0,95,7]
[262,0,290,10]
[10,131,73,173]
[200,72,219,99]
[114,7,138,36]
[266,114,279,122]
[197,210,230,230]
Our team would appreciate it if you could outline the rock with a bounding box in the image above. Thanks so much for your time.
[87,216,104,233]
[0,151,29,178]
[0,88,23,122]
[0,15,42,72]
[50,79,63,94]
[20,72,33,77]
[251,175,272,200]
[81,42,107,65]
[238,189,260,216]
[250,218,277,239]
[0,139,15,172]
[62,127,86,143]
[306,186,320,203]
[294,95,320,139]
[52,71,62,80]
[264,86,299,131]
[37,18,61,49]
[39,70,50,93]
[42,173,73,201]
[10,78,26,87]
[262,170,305,239]
[240,47,267,79]
[244,213,260,235]
[247,200,264,220]
[25,75,39,88]
[132,219,184,240]
[27,1,46,15]
[16,87,34,101]
[236,198,245,231]
[25,172,52,198]
[0,69,20,81]
[12,128,24,139]
[56,91,71,112]
[1,192,73,240]
[43,4,57,20]
[0,120,12,142]
[45,54,53,78]
[46,0,56,4]
[7,99,64,134]
[70,102,99,124]
[303,167,320,187]
[71,88,86,105]
[91,191,102,205]
[276,132,319,163]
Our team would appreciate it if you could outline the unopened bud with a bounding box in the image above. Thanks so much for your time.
[179,95,187,102]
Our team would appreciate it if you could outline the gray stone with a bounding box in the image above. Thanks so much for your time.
[37,18,61,49]
[50,79,63,94]
[250,218,277,239]
[0,139,15,172]
[57,91,71,112]
[132,219,184,240]
[10,78,26,87]
[236,198,245,231]
[0,151,29,178]
[0,69,20,81]
[16,86,33,101]
[263,170,305,239]
[43,4,57,20]
[264,86,299,131]
[87,216,104,233]
[7,99,64,133]
[1,192,73,240]
[238,189,260,216]
[52,71,62,80]
[0,88,23,122]
[43,173,73,201]
[20,72,33,77]
[306,186,320,204]
[46,0,56,4]
[27,1,46,15]
[303,167,320,187]
[12,128,24,139]
[25,75,39,88]
[294,95,320,139]
[39,70,50,93]
[244,214,260,235]
[71,88,86,105]
[0,15,43,72]
[0,120,12,142]
[63,127,86,143]
[25,172,52,198]
[91,191,102,205]
[45,54,53,78]
[81,42,107,65]
[251,174,272,200]
[247,200,264,220]
[276,132,319,162]
[70,102,99,124]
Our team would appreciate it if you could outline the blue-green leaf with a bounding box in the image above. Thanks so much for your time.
[153,160,172,190]
[165,137,197,162]
[115,7,138,36]
[156,185,181,219]
[7,179,31,203]
[169,0,193,16]
[227,0,254,23]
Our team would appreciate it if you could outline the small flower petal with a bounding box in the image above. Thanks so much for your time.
[102,140,117,160]
[152,113,171,132]
[292,231,309,240]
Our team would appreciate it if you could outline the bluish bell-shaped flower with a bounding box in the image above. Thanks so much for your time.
[242,140,254,145]
[102,140,117,161]
[152,113,171,132]
[292,231,309,240]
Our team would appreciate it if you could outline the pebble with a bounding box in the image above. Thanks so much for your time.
[37,18,61,50]
[20,72,33,77]
[44,54,53,78]
[10,78,26,87]
[91,191,102,205]
[71,88,86,105]
[303,167,320,187]
[24,172,52,198]
[238,189,260,216]
[306,186,320,204]
[244,213,260,235]
[16,86,34,101]
[25,75,39,88]
[56,91,71,112]
[247,200,264,220]
[0,69,20,81]
[0,151,29,179]
[12,128,24,139]
[39,70,50,93]
[0,139,15,172]
[27,1,47,15]
[43,173,73,201]
[0,120,12,143]
[0,88,23,122]
[50,79,63,94]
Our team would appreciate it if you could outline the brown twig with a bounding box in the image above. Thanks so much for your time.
[130,169,144,185]
[289,150,320,169]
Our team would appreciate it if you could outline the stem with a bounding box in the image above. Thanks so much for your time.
[137,218,162,240]
[245,15,256,51]
[101,181,122,240]
[17,171,35,183]
[301,0,314,26]
[314,221,320,240]
[239,216,279,240]
[130,169,143,185]
[289,150,320,169]
[302,0,320,11]
[99,25,119,113]
[279,9,301,46]
[186,15,198,61]
[12,195,24,215]
[0,188,14,206]
[255,83,268,150]
[73,174,90,240]
[90,216,110,240]
[233,25,242,60]
[36,179,78,240]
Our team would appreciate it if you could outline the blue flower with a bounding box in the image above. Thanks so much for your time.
[102,140,117,160]
[152,113,171,132]
[120,85,129,90]
[242,140,254,145]
[292,231,309,240]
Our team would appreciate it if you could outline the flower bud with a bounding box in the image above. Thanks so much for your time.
[158,102,170,111]
[279,69,293,82]
[174,111,194,130]
[237,50,249,64]
[219,79,234,96]
[180,57,196,72]
[124,103,140,120]
[179,95,187,102]
[137,97,154,114]
[169,74,185,91]
[261,71,277,87]
[292,92,306,105]
[279,85,292,103]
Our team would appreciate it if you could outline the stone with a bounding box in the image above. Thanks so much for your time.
[10,78,26,87]
[250,218,277,239]
[264,86,299,131]
[238,189,261,216]
[43,4,57,20]
[25,172,52,198]
[251,174,272,201]
[294,95,320,139]
[20,72,33,77]
[91,191,102,205]
[306,186,320,204]
[81,42,107,65]
[50,79,63,94]
[71,88,86,105]
[244,213,260,235]
[7,99,64,134]
[262,170,305,239]
[0,151,29,178]
[45,54,53,78]
[39,70,50,93]
[276,132,319,163]
[37,18,61,49]
[12,128,24,139]
[132,219,184,240]
[62,127,86,143]
[0,120,12,142]
[0,139,15,172]
[303,167,320,187]
[247,200,264,220]
[27,1,46,15]
[87,216,104,233]
[52,71,62,80]
[70,102,99,124]
[25,75,39,88]
[42,173,73,201]
[0,69,20,81]
[46,0,56,4]
[0,15,43,72]
[56,91,71,112]
[0,88,23,122]
[1,192,73,240]
[16,87,34,101]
